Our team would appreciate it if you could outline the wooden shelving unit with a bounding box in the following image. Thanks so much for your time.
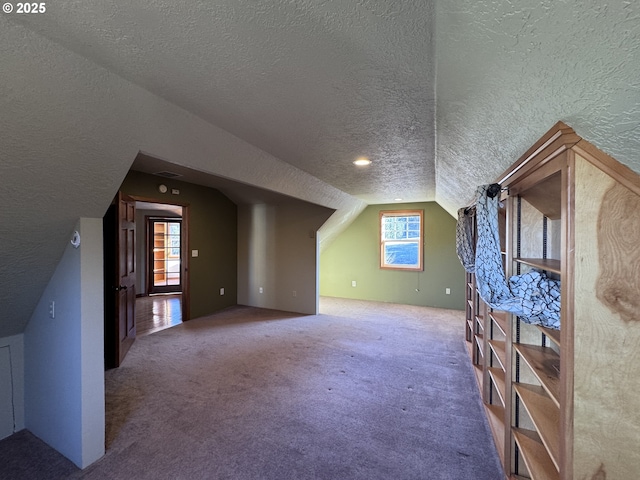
[490,311,507,337]
[512,428,559,480]
[463,185,511,472]
[488,367,506,405]
[513,383,560,469]
[462,122,640,479]
[513,344,560,406]
[513,258,561,275]
[507,154,563,480]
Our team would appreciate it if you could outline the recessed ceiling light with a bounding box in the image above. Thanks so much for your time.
[353,157,371,166]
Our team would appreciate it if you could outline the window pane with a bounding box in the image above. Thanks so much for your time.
[384,242,419,266]
[380,210,423,270]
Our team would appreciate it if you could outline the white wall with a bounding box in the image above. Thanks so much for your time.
[78,218,105,468]
[0,334,25,440]
[24,218,104,468]
[238,202,333,315]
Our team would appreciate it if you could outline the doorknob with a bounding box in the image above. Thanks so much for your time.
[114,285,128,291]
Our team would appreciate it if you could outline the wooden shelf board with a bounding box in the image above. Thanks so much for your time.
[485,403,506,465]
[472,363,484,389]
[488,340,506,370]
[514,344,560,407]
[517,170,562,220]
[474,333,484,353]
[488,367,506,407]
[513,383,560,470]
[513,428,559,480]
[465,338,474,357]
[514,258,561,274]
[536,325,560,348]
[490,311,508,336]
[475,316,484,330]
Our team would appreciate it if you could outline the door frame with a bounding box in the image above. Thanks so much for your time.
[130,195,191,322]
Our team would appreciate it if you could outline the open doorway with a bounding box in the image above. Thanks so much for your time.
[135,200,187,336]
[148,218,182,294]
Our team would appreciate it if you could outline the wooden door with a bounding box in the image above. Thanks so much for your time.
[104,192,136,368]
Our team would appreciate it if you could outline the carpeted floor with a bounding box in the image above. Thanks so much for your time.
[0,297,503,480]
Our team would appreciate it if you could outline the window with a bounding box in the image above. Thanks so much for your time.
[380,210,423,270]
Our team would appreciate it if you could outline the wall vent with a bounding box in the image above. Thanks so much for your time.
[153,171,183,178]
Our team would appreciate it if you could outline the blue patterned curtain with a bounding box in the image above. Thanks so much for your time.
[464,185,561,329]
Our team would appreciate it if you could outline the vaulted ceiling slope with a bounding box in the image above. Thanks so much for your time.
[435,1,640,214]
[8,1,437,204]
[1,1,640,338]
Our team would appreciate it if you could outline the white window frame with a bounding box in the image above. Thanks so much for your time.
[379,209,424,271]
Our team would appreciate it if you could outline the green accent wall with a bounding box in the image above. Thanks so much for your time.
[320,202,465,310]
[120,171,237,319]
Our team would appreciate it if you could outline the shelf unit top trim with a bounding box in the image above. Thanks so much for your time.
[495,121,640,200]
[496,121,580,187]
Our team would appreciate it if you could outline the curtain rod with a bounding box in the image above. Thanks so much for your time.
[464,183,503,215]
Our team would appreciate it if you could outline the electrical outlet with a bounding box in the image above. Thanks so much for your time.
[259,287,263,294]
[445,288,451,295]
[292,290,297,297]
[49,301,55,319]
[351,280,357,287]
[220,288,225,295]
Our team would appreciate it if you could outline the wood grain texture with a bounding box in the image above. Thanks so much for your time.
[559,154,574,480]
[572,155,640,479]
[595,182,640,323]
[514,383,560,470]
[519,171,562,220]
[514,344,560,408]
[512,428,559,480]
[517,198,545,260]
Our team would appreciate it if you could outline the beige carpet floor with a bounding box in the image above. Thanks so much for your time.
[1,297,503,480]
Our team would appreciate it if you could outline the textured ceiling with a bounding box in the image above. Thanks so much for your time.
[1,1,640,338]
[10,0,436,204]
[435,0,640,214]
[132,153,338,207]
